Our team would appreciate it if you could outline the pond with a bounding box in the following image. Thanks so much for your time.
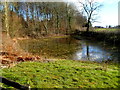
[18,36,120,63]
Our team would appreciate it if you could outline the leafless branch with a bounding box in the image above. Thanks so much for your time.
[78,0,102,31]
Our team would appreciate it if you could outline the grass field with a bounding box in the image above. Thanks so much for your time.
[94,28,120,33]
[73,28,120,46]
[1,60,119,88]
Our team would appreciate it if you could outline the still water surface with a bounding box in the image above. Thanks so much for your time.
[19,37,120,63]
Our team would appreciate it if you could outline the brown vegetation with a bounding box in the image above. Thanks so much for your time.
[0,32,41,68]
[1,2,87,38]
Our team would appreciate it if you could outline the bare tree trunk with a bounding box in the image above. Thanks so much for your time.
[68,16,72,31]
[56,12,59,34]
[0,13,2,54]
[66,3,68,35]
[4,1,9,36]
[86,19,90,32]
[43,21,48,35]
[86,24,89,32]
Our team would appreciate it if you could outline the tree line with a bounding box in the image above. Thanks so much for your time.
[0,2,87,38]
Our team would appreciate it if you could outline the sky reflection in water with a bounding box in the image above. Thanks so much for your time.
[73,41,117,62]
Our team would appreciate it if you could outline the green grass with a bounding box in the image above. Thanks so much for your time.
[94,28,120,33]
[1,60,119,88]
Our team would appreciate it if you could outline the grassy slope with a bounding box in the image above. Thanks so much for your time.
[2,60,119,88]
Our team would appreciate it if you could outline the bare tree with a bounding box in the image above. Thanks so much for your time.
[4,1,9,36]
[1,2,83,37]
[78,0,102,32]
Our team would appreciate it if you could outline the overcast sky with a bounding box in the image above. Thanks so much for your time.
[70,0,119,27]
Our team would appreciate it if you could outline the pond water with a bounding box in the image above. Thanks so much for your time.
[19,37,120,63]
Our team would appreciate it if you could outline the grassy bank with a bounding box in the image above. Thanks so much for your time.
[72,28,120,46]
[1,60,119,88]
[94,28,119,32]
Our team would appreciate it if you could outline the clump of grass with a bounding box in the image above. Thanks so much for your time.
[1,60,119,88]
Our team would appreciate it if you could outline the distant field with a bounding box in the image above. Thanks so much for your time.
[76,28,120,46]
[94,28,120,33]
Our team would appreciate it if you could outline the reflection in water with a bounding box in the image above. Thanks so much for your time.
[86,44,90,61]
[73,41,117,62]
[19,37,119,63]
